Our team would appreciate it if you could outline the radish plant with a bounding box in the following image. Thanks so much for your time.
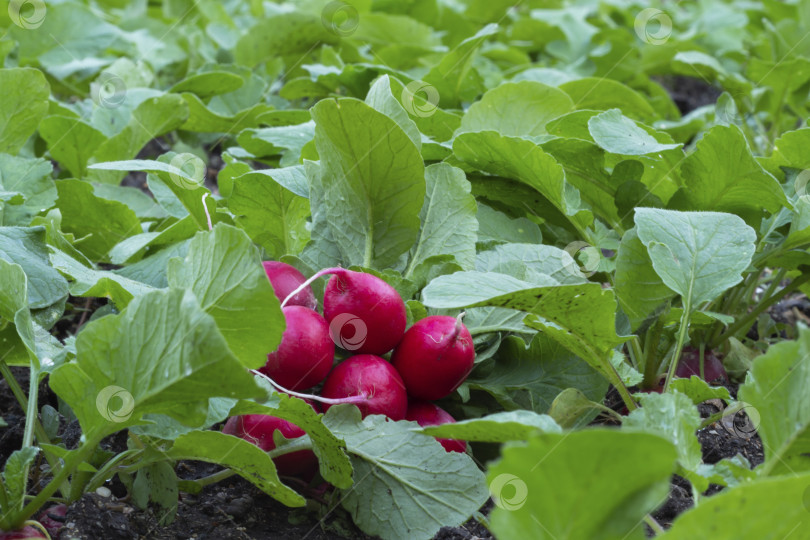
[3,1,810,539]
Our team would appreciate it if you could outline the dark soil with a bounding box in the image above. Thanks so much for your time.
[655,75,722,115]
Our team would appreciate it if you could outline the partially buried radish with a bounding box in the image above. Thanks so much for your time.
[392,314,474,400]
[223,413,317,477]
[0,526,47,539]
[675,346,727,383]
[321,355,408,420]
[259,306,334,391]
[406,401,466,453]
[282,268,406,355]
[36,504,66,538]
[263,261,317,310]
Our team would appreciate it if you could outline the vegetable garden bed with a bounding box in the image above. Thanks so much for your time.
[1,0,810,539]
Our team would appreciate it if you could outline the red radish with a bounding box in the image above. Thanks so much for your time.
[321,355,408,420]
[35,504,66,537]
[223,414,318,477]
[259,306,334,391]
[0,526,47,539]
[406,401,466,453]
[675,347,727,383]
[282,267,406,355]
[263,261,317,310]
[392,314,474,400]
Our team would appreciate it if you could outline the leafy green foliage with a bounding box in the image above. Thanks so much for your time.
[488,431,677,540]
[4,0,810,535]
[324,406,488,540]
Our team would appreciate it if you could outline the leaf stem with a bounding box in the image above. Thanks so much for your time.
[709,273,810,348]
[663,297,691,393]
[251,370,368,406]
[180,438,313,491]
[16,438,101,527]
[280,266,342,308]
[201,194,213,231]
[644,514,665,535]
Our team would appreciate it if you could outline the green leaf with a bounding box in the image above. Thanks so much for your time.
[0,68,49,153]
[167,224,285,369]
[50,248,154,309]
[170,431,305,507]
[324,405,488,540]
[180,94,275,133]
[476,204,542,249]
[476,243,588,285]
[48,288,264,440]
[234,12,339,67]
[548,388,606,428]
[39,116,107,178]
[422,273,629,381]
[88,158,215,232]
[624,392,708,490]
[588,109,681,155]
[634,209,756,306]
[669,376,731,405]
[309,98,425,268]
[738,327,810,476]
[453,131,592,233]
[55,179,142,262]
[228,169,310,258]
[0,226,68,309]
[421,410,561,442]
[168,71,244,98]
[467,334,608,414]
[423,24,498,108]
[458,81,573,138]
[0,155,55,227]
[10,3,117,78]
[132,461,178,525]
[488,430,676,540]
[560,78,657,122]
[662,473,810,539]
[669,126,787,223]
[365,75,421,150]
[0,258,37,363]
[404,163,477,280]
[2,447,40,510]
[614,228,675,331]
[237,122,315,166]
[230,392,353,489]
[89,95,190,184]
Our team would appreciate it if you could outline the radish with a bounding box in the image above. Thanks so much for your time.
[675,347,727,383]
[320,355,408,420]
[36,504,66,537]
[406,401,466,453]
[0,526,47,539]
[282,268,406,355]
[223,414,318,477]
[392,314,474,400]
[259,306,334,391]
[263,261,317,310]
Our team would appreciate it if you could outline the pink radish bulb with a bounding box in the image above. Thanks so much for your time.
[406,401,466,453]
[322,269,406,355]
[259,306,334,391]
[223,414,317,477]
[675,347,727,383]
[321,355,408,420]
[392,314,474,400]
[263,261,317,310]
[35,504,66,537]
[0,527,47,539]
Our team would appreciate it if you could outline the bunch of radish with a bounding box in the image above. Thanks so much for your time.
[225,263,475,477]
